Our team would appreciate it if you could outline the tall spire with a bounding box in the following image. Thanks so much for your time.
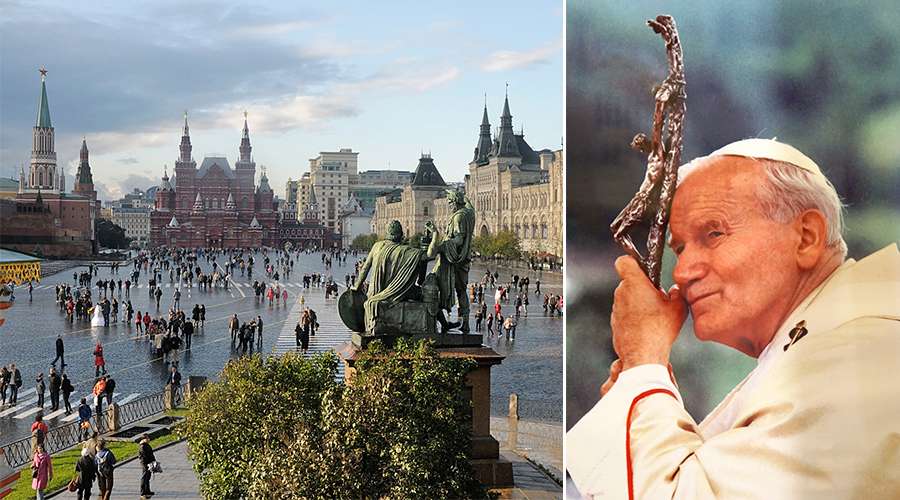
[239,110,252,163]
[72,138,96,199]
[77,138,93,184]
[497,85,520,158]
[29,67,58,192]
[179,110,192,163]
[473,95,493,164]
[36,67,52,128]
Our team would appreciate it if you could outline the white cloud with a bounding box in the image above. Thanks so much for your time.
[481,40,561,72]
[231,20,318,38]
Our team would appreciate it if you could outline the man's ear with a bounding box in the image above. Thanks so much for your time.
[794,208,829,269]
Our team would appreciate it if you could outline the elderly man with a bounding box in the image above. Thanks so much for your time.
[566,139,900,499]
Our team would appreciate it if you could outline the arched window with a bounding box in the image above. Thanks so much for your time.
[423,203,429,216]
[241,197,249,209]
[39,171,43,186]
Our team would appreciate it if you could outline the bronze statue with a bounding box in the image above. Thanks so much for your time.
[428,189,476,333]
[339,190,479,345]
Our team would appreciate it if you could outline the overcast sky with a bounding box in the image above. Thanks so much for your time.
[0,0,562,201]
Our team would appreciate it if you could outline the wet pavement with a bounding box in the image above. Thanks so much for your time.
[0,253,562,446]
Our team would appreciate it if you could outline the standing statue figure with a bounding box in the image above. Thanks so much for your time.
[427,189,476,333]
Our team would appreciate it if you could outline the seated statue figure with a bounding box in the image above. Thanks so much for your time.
[346,220,456,337]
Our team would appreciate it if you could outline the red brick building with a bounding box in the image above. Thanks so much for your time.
[150,113,278,248]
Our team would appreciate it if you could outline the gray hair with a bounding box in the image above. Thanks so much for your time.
[678,157,848,258]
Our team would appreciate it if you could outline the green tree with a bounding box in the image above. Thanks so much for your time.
[473,230,521,260]
[96,218,130,249]
[182,342,488,499]
[351,233,379,251]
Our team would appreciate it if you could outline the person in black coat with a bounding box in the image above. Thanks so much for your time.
[11,365,21,405]
[182,320,193,349]
[35,373,45,407]
[48,368,61,411]
[138,434,155,497]
[104,376,115,406]
[76,446,98,500]
[62,374,75,415]
[51,334,66,369]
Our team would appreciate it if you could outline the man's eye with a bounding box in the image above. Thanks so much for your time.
[708,231,724,239]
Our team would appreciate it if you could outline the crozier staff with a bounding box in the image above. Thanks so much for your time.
[566,139,900,499]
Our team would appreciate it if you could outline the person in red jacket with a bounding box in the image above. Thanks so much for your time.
[93,343,106,377]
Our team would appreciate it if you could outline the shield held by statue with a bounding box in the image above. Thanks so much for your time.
[338,288,367,333]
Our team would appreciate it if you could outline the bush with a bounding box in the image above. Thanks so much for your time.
[182,341,487,499]
[179,352,339,499]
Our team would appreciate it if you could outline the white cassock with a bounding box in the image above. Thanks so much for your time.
[566,244,900,499]
[90,305,104,327]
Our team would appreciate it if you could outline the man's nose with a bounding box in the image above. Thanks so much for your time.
[672,245,708,287]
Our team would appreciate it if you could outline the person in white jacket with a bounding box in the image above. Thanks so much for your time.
[566,139,900,499]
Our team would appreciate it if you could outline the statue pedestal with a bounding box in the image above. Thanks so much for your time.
[337,343,514,488]
[351,331,484,349]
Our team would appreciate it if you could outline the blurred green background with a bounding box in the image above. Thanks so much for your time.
[566,0,900,430]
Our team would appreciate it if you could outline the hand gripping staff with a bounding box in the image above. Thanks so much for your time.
[610,15,686,288]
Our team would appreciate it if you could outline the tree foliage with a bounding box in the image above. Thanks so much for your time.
[181,341,487,499]
[351,233,379,251]
[96,218,130,249]
[473,230,521,260]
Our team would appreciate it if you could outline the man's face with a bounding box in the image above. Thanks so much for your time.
[669,157,802,356]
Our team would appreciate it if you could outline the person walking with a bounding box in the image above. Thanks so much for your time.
[309,309,318,336]
[49,367,61,411]
[75,446,97,500]
[93,342,106,377]
[294,317,303,347]
[78,398,93,440]
[199,304,206,327]
[10,363,21,405]
[256,315,264,345]
[104,375,115,406]
[168,365,182,406]
[0,365,9,406]
[172,288,181,310]
[62,373,75,415]
[183,319,193,349]
[35,373,45,407]
[138,434,156,498]
[93,377,106,426]
[31,413,48,449]
[95,439,116,500]
[229,314,239,342]
[31,444,53,500]
[51,334,66,369]
[135,310,143,333]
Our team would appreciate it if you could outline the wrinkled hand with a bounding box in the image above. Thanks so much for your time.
[611,256,687,371]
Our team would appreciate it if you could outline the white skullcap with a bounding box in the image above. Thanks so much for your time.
[689,138,825,178]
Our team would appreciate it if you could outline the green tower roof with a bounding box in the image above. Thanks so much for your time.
[36,74,52,128]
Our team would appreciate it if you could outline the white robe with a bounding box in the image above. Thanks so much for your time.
[566,244,900,499]
[90,305,104,327]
